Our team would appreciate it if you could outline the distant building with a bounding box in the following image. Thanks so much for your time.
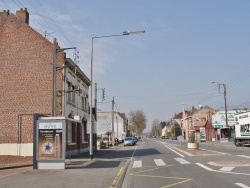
[191,105,214,141]
[97,112,127,142]
[181,106,197,140]
[161,126,167,137]
[211,109,246,142]
[0,9,91,156]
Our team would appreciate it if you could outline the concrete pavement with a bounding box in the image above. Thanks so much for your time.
[0,144,127,188]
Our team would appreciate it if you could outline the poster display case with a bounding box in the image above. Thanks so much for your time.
[36,119,66,169]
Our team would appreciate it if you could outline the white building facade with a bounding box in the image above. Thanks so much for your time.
[97,112,126,142]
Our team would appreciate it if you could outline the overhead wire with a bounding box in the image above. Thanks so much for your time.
[34,0,90,76]
[2,1,250,113]
[4,0,90,77]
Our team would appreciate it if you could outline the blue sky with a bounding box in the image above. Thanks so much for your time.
[1,0,250,131]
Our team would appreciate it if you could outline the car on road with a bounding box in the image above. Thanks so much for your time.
[124,137,135,146]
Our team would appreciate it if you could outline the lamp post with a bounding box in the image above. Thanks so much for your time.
[89,30,145,159]
[211,82,229,141]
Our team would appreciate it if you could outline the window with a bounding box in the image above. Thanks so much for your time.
[82,121,88,142]
[67,82,72,102]
[72,85,75,104]
[201,117,206,122]
[67,81,76,104]
[67,122,72,143]
[81,91,88,111]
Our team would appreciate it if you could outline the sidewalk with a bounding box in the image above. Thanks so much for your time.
[0,144,127,188]
[0,155,33,169]
[0,141,236,170]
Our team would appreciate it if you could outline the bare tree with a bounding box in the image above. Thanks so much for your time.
[129,109,147,136]
[150,119,161,137]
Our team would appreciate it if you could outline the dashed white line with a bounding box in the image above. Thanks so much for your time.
[154,159,166,166]
[132,160,142,168]
[235,183,250,188]
[174,158,191,164]
[220,167,234,172]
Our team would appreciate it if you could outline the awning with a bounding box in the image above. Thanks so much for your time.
[193,126,204,131]
[213,125,223,129]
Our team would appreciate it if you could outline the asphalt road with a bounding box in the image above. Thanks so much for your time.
[120,138,250,188]
[0,139,249,188]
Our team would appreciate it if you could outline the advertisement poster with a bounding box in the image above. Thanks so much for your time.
[199,127,206,142]
[38,122,63,159]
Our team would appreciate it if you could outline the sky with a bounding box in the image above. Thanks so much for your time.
[1,0,250,131]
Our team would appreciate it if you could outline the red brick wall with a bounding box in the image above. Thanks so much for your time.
[0,14,64,143]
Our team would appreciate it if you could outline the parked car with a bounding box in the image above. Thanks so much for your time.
[124,137,135,146]
[161,136,165,139]
[171,136,177,140]
[133,137,138,143]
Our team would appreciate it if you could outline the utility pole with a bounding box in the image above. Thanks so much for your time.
[116,116,118,138]
[52,38,76,117]
[112,96,114,146]
[222,84,229,141]
[52,38,57,117]
[211,82,229,141]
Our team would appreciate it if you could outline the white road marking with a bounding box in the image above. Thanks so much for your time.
[130,145,138,161]
[235,183,250,188]
[220,167,234,172]
[162,143,185,157]
[200,148,231,155]
[174,158,191,164]
[154,159,166,166]
[132,160,142,168]
[196,163,213,171]
[196,163,250,176]
[237,155,250,159]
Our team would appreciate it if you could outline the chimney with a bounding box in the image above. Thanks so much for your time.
[0,10,10,24]
[16,8,29,25]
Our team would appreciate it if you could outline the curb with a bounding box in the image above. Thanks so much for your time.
[0,164,33,170]
[114,160,131,188]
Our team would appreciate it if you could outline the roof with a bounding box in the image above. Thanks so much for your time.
[65,58,90,86]
[173,112,183,119]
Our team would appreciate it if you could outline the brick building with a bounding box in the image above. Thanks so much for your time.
[0,8,92,156]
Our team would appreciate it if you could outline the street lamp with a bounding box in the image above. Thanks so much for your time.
[211,81,229,141]
[89,30,145,159]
